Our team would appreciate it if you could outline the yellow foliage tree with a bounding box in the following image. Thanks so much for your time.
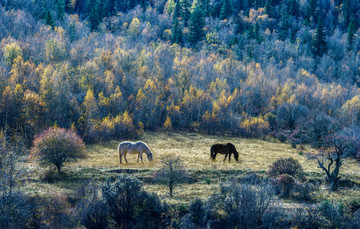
[240,115,269,137]
[3,42,22,66]
[340,95,360,125]
[128,17,141,37]
[164,115,172,131]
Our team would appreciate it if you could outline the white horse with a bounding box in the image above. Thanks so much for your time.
[118,141,153,164]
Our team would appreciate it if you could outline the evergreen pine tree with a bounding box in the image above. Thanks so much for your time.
[312,15,327,57]
[347,18,357,50]
[87,0,100,31]
[220,0,232,20]
[173,0,181,22]
[253,22,262,44]
[105,0,116,17]
[305,0,318,24]
[342,0,351,27]
[97,0,105,20]
[140,0,146,10]
[45,10,55,28]
[56,0,65,20]
[278,4,290,41]
[68,22,77,42]
[212,0,223,18]
[188,3,205,44]
[288,0,299,17]
[201,0,210,17]
[172,17,183,45]
[64,0,72,12]
[247,22,262,44]
[265,0,274,18]
[181,0,191,27]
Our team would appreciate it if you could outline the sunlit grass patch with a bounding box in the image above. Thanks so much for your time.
[24,131,360,205]
[73,131,360,178]
[144,183,219,205]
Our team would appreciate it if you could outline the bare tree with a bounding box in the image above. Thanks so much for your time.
[0,132,35,228]
[309,127,360,191]
[155,155,187,197]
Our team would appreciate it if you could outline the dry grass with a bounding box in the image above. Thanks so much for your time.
[74,131,360,177]
[24,131,360,205]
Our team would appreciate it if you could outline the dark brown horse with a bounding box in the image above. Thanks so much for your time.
[210,143,239,162]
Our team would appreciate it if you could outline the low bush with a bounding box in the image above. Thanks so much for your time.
[75,183,108,229]
[203,181,285,228]
[268,157,305,180]
[268,158,313,200]
[189,198,205,227]
[40,169,56,183]
[274,174,295,198]
[102,175,165,229]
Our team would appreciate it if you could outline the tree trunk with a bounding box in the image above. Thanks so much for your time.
[56,165,61,173]
[169,181,173,197]
[330,179,337,192]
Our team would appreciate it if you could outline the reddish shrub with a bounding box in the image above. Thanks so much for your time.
[31,127,86,172]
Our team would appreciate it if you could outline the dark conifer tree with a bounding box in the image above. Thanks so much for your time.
[75,0,87,15]
[220,0,232,20]
[64,0,72,12]
[211,0,223,17]
[253,22,262,44]
[45,10,55,28]
[97,0,105,20]
[140,0,146,10]
[105,0,116,17]
[265,0,274,18]
[288,0,299,17]
[247,23,255,39]
[172,17,183,45]
[68,22,77,42]
[173,0,181,22]
[312,15,327,57]
[188,3,205,44]
[234,0,244,12]
[342,0,351,27]
[278,4,290,41]
[305,0,318,24]
[87,0,100,31]
[56,0,65,20]
[347,17,357,50]
[181,0,191,27]
[201,0,210,17]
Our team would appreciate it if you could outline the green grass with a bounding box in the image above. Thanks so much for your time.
[23,131,360,205]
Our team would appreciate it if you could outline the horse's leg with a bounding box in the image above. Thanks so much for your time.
[224,153,228,162]
[140,152,143,163]
[124,151,128,164]
[229,152,231,162]
[137,153,140,163]
[119,150,122,164]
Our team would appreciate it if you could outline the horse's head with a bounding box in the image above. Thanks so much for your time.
[233,151,239,161]
[147,152,153,161]
[228,143,239,161]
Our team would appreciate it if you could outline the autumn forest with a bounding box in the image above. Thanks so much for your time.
[1,0,360,228]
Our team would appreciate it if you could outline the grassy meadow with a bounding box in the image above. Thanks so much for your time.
[24,131,360,205]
